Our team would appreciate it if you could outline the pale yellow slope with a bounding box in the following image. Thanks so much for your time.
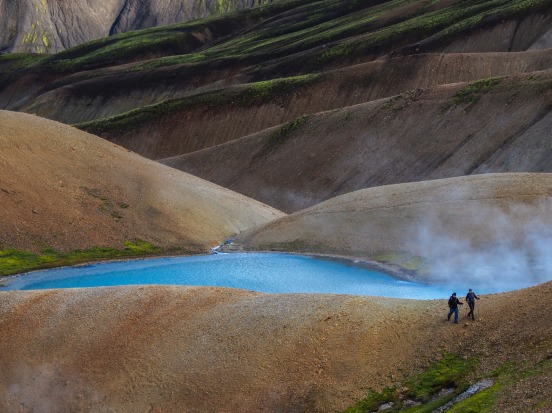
[237,173,552,275]
[0,110,284,252]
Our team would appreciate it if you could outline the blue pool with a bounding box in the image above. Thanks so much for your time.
[0,253,500,298]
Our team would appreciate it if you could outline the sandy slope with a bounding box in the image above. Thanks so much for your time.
[0,282,550,412]
[0,110,283,252]
[236,173,552,280]
[237,173,552,256]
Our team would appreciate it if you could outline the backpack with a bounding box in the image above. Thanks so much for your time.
[448,296,455,308]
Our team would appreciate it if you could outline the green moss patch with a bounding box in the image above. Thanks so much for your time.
[0,240,165,277]
[343,350,552,413]
[446,384,500,413]
[265,115,309,151]
[446,77,504,109]
[405,353,477,402]
[342,352,478,413]
[75,74,320,135]
[343,387,398,413]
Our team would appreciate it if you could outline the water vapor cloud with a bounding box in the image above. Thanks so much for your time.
[411,197,552,293]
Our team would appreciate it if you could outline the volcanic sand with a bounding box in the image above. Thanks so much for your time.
[236,173,552,264]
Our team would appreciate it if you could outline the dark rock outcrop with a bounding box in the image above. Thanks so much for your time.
[0,0,271,53]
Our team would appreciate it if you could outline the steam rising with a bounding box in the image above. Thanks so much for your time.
[412,197,552,293]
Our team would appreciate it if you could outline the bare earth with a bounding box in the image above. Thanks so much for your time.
[236,173,552,262]
[0,282,550,412]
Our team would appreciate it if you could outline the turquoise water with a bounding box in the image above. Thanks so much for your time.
[1,253,475,299]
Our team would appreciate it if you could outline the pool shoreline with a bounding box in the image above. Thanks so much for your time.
[301,253,419,282]
[0,251,441,297]
[0,250,417,286]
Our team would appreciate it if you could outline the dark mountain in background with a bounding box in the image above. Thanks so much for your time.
[0,0,272,54]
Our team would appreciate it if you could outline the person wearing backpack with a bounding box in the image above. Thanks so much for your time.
[447,293,463,324]
[465,288,480,320]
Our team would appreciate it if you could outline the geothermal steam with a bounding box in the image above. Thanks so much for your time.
[411,198,552,291]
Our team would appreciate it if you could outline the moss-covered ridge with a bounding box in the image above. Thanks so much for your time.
[1,0,549,142]
[3,0,548,79]
[75,74,321,135]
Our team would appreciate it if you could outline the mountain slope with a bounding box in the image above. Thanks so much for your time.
[0,110,283,253]
[234,173,552,286]
[0,0,274,54]
[161,70,552,212]
[1,0,550,157]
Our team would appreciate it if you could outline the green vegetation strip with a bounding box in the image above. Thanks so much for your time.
[450,77,503,106]
[75,74,320,135]
[265,115,309,151]
[3,0,548,79]
[0,241,164,277]
[343,349,552,412]
[343,352,478,413]
[439,76,504,113]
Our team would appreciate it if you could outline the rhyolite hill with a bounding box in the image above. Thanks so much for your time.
[0,111,283,254]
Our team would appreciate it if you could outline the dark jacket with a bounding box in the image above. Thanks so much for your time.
[448,296,463,308]
[466,292,479,303]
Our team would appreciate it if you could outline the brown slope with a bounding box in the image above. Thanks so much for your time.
[3,1,551,134]
[16,48,552,134]
[31,49,552,158]
[161,69,552,213]
[0,282,550,412]
[0,110,283,253]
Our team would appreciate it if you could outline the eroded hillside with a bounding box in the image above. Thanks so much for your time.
[163,71,552,212]
[0,0,550,162]
[1,283,550,412]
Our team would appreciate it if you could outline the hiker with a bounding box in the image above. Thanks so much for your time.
[465,288,480,320]
[447,293,463,324]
